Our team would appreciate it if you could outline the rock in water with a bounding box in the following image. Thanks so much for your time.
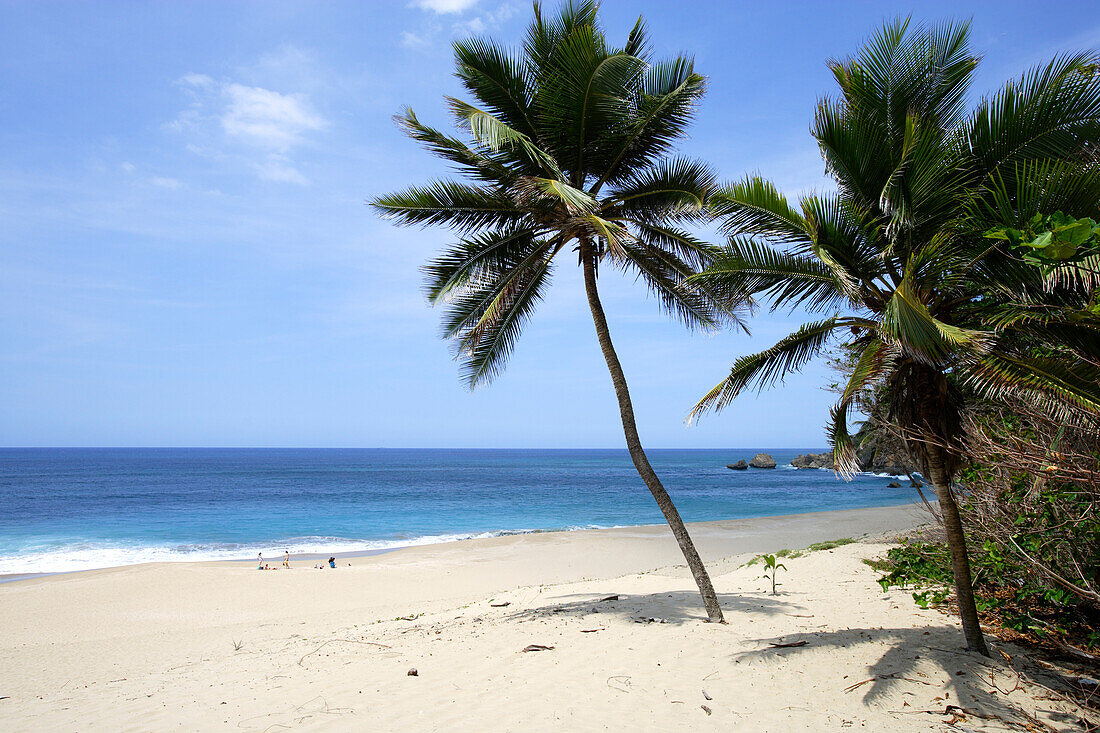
[790,452,834,469]
[886,481,902,488]
[749,453,777,469]
[726,460,748,470]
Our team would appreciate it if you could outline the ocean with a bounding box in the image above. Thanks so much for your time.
[0,448,921,575]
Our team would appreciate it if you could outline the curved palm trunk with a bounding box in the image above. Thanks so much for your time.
[580,241,725,623]
[926,445,989,656]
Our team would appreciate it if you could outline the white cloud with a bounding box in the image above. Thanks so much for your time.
[150,177,183,189]
[168,70,326,185]
[221,83,325,151]
[178,73,215,89]
[453,2,518,37]
[253,156,309,186]
[413,0,478,13]
[401,31,430,49]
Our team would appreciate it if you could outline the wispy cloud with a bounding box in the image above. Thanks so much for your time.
[413,0,479,13]
[403,1,519,50]
[169,71,327,185]
[221,83,325,151]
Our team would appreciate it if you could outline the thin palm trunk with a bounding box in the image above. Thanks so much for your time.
[926,445,989,656]
[580,240,725,623]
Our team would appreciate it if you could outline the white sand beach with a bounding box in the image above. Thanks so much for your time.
[0,504,1084,731]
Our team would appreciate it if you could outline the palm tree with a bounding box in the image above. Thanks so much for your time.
[372,1,742,623]
[688,20,1100,654]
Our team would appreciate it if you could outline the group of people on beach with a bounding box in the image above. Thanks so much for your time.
[256,551,336,570]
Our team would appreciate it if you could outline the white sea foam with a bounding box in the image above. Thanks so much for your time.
[0,525,619,576]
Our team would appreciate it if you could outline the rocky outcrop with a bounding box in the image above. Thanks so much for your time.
[749,453,777,469]
[886,481,902,488]
[789,448,921,476]
[726,460,748,470]
[791,452,833,469]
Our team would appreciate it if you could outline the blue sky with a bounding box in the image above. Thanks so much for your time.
[1,0,1097,448]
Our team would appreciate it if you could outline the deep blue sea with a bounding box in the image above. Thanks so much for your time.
[0,448,920,574]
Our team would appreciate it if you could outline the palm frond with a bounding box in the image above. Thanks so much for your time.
[690,237,848,313]
[372,181,525,232]
[395,108,514,184]
[422,226,543,302]
[603,157,715,221]
[966,52,1100,184]
[453,37,536,139]
[709,176,811,245]
[447,97,560,175]
[688,317,846,420]
[880,278,987,363]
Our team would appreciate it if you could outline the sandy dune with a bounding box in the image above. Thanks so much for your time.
[0,504,1084,731]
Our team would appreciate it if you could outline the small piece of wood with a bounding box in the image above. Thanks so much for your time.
[702,690,712,701]
[767,640,807,648]
[599,595,620,602]
[701,705,712,715]
[522,644,554,652]
[580,628,604,633]
[489,602,510,607]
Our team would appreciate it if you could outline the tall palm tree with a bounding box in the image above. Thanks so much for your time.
[688,20,1100,654]
[372,1,742,623]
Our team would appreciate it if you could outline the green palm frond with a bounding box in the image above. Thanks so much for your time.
[967,52,1100,184]
[447,98,560,176]
[880,278,987,363]
[709,176,810,245]
[372,181,526,232]
[603,157,715,221]
[453,37,536,139]
[615,239,726,331]
[688,317,848,421]
[590,59,705,189]
[395,108,514,184]
[689,238,846,313]
[455,252,556,387]
[422,226,543,302]
[628,222,719,271]
[964,353,1100,421]
[514,176,596,213]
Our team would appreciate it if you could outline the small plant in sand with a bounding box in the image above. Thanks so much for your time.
[231,639,244,652]
[761,554,786,595]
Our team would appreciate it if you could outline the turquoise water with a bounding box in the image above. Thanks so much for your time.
[0,448,919,574]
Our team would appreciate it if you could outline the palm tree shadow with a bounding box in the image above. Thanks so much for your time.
[732,625,1080,728]
[506,590,798,626]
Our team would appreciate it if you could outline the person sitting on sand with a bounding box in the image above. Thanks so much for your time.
[328,556,336,568]
[283,550,289,569]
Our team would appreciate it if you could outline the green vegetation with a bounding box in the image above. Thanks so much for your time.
[746,538,857,566]
[686,18,1100,655]
[761,554,786,595]
[372,1,744,623]
[807,538,856,552]
[875,540,1100,650]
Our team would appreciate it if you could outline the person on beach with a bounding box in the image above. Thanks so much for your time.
[283,550,289,569]
[328,556,336,568]
[257,552,263,569]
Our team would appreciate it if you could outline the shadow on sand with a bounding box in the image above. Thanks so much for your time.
[732,625,1083,729]
[505,589,799,625]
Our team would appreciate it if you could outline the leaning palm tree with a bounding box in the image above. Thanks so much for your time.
[689,20,1100,654]
[372,1,742,623]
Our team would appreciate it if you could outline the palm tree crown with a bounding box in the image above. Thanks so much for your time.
[689,19,1100,653]
[374,0,739,386]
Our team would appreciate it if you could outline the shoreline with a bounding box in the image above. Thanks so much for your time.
[0,501,927,584]
[2,499,1082,731]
